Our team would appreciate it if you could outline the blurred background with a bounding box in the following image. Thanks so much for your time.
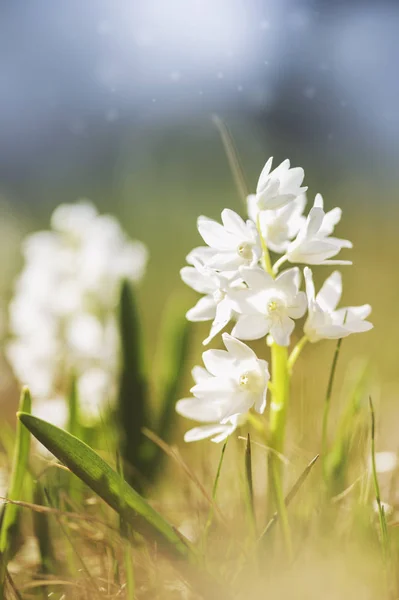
[0,0,398,445]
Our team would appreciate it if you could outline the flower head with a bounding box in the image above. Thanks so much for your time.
[176,333,270,442]
[195,209,261,270]
[180,260,242,345]
[231,267,307,346]
[255,158,307,211]
[247,193,307,254]
[304,267,373,342]
[285,194,352,265]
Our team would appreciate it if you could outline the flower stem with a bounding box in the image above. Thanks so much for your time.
[287,335,308,374]
[267,342,292,557]
[272,254,288,275]
[256,214,273,275]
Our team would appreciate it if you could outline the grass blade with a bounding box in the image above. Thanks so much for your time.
[321,338,344,473]
[212,115,249,203]
[17,413,192,560]
[369,397,389,561]
[244,434,256,537]
[118,280,148,488]
[259,454,319,542]
[0,388,32,593]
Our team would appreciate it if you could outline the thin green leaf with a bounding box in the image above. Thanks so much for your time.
[259,454,319,542]
[18,413,192,560]
[244,434,257,538]
[32,484,58,575]
[145,296,192,481]
[117,280,148,488]
[321,337,344,474]
[369,397,389,562]
[0,388,32,592]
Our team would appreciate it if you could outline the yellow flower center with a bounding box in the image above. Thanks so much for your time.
[237,242,253,261]
[238,370,263,393]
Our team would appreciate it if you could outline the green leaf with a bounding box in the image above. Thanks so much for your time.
[0,387,32,591]
[144,296,192,481]
[17,413,192,560]
[117,280,148,488]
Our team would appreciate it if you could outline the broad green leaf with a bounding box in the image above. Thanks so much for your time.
[0,387,32,592]
[117,280,148,488]
[18,413,191,559]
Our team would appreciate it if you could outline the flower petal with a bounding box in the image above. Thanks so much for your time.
[231,315,270,340]
[184,424,231,443]
[202,349,234,377]
[180,266,216,294]
[176,398,225,423]
[222,332,256,360]
[197,216,236,250]
[240,266,274,290]
[270,315,295,346]
[316,271,342,312]
[186,296,216,322]
[221,209,249,239]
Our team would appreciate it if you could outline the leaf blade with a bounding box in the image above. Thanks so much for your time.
[17,413,191,559]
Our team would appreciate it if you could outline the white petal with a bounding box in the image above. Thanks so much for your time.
[202,349,234,377]
[240,266,274,290]
[256,157,273,193]
[276,267,300,296]
[180,266,216,294]
[221,209,249,239]
[270,315,295,346]
[304,207,324,238]
[254,384,268,414]
[304,267,315,303]
[287,291,307,319]
[186,296,216,322]
[192,365,212,383]
[222,332,256,360]
[184,424,230,443]
[316,271,342,312]
[176,398,225,422]
[231,315,270,340]
[191,377,235,398]
[197,216,236,250]
[320,207,342,235]
[203,300,233,345]
[314,193,324,209]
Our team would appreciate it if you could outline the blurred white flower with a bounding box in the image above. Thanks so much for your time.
[77,367,114,425]
[247,193,307,253]
[7,200,148,423]
[304,267,373,342]
[181,260,243,345]
[176,333,269,441]
[255,158,307,211]
[196,209,261,270]
[231,267,307,346]
[285,194,352,265]
[370,451,398,475]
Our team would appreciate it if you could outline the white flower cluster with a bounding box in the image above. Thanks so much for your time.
[177,158,373,442]
[7,201,148,427]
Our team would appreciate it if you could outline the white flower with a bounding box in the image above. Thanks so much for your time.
[7,200,148,422]
[285,194,352,265]
[247,193,307,253]
[196,209,261,270]
[304,267,373,342]
[370,452,398,475]
[255,158,307,211]
[77,367,114,425]
[181,261,243,345]
[231,267,307,346]
[176,334,270,440]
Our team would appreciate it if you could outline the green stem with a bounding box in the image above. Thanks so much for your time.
[256,214,273,275]
[272,255,288,275]
[287,336,308,374]
[267,343,292,556]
